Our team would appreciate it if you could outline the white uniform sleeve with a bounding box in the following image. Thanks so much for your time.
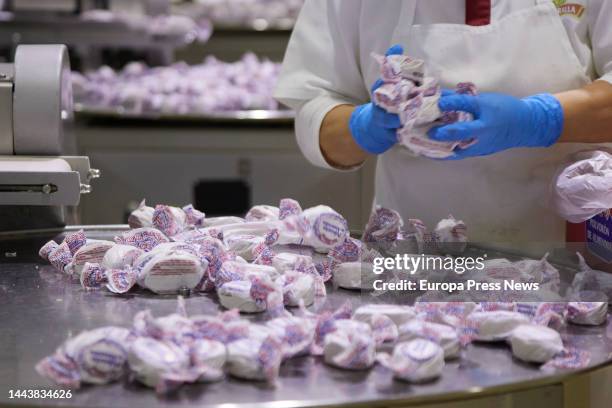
[274,0,369,170]
[589,0,612,84]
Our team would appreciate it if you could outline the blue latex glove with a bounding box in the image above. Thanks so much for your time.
[428,92,564,160]
[348,45,404,154]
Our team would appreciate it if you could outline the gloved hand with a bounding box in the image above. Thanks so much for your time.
[428,92,564,160]
[349,45,404,155]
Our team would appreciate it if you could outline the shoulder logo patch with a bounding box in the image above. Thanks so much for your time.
[553,0,586,19]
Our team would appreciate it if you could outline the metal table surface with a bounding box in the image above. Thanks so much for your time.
[0,227,611,408]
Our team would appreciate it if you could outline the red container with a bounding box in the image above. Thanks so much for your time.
[566,210,612,273]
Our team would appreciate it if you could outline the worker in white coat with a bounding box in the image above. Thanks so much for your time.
[274,0,612,246]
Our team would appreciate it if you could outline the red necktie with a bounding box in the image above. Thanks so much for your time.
[466,0,491,26]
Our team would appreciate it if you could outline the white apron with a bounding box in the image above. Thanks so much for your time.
[375,0,603,248]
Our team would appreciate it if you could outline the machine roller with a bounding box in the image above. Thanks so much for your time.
[0,44,99,228]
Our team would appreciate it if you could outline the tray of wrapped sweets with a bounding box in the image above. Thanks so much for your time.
[71,55,294,126]
[0,200,611,408]
[0,15,208,48]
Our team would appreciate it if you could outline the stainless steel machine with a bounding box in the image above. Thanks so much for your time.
[0,44,98,230]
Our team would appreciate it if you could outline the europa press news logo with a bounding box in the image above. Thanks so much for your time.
[553,0,586,18]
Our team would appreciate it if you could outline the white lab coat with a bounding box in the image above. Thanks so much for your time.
[274,0,612,247]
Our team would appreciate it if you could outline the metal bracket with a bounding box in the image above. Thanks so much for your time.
[0,63,14,155]
[0,171,81,206]
[60,156,100,182]
[0,155,98,206]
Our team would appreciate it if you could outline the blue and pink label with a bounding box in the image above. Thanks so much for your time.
[586,210,612,263]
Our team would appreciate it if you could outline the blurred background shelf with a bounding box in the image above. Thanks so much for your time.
[74,104,296,125]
